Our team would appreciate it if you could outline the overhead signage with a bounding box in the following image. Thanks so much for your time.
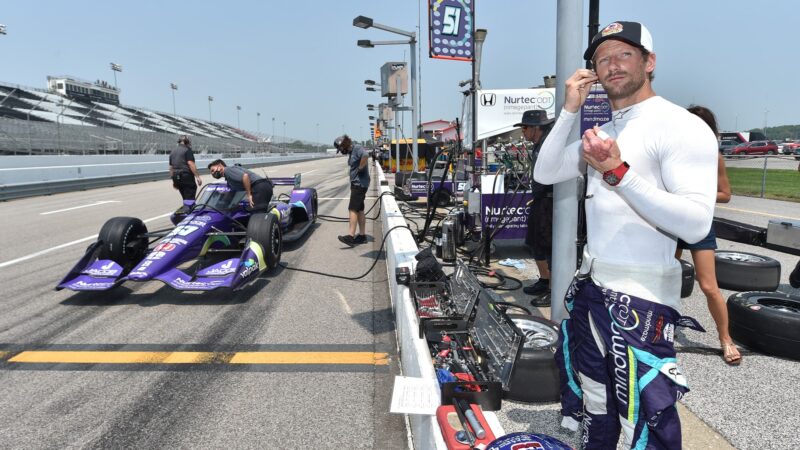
[428,0,473,61]
[475,88,556,140]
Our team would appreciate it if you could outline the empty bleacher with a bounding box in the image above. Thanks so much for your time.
[0,81,284,156]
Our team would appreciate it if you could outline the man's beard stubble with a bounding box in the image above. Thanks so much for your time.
[602,68,646,101]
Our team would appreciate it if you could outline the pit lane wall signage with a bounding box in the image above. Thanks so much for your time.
[480,192,533,240]
[580,85,612,135]
[476,88,556,141]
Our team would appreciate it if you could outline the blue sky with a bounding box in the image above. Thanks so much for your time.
[1,1,797,143]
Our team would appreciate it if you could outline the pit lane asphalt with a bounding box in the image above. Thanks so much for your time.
[0,158,408,449]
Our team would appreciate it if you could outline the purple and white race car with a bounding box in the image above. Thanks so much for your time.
[57,174,318,292]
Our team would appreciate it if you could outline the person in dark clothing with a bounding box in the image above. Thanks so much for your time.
[207,159,273,213]
[169,135,202,200]
[334,135,371,247]
[515,110,555,306]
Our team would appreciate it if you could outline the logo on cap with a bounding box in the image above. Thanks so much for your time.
[601,22,624,37]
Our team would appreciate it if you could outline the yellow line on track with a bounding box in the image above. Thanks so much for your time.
[7,351,388,366]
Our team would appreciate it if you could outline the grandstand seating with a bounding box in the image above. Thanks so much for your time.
[0,82,255,140]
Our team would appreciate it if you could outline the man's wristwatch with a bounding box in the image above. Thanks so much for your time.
[602,162,630,186]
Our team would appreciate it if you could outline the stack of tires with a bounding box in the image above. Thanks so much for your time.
[717,250,800,361]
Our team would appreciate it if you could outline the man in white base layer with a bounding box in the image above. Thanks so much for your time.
[534,21,717,449]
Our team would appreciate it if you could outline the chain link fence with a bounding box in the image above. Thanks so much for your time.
[722,154,800,202]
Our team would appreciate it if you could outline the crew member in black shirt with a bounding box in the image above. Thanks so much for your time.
[514,110,555,306]
[169,135,202,200]
[207,159,273,213]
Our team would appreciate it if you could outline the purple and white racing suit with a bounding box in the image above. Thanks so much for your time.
[555,277,705,449]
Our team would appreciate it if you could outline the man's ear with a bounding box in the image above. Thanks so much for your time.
[645,52,656,76]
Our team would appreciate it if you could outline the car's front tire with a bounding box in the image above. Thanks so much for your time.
[98,217,148,272]
[247,213,282,270]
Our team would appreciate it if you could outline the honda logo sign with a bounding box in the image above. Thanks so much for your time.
[480,93,496,107]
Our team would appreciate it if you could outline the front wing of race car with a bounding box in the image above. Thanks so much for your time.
[56,241,268,292]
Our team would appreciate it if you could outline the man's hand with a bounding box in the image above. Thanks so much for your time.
[247,193,254,208]
[582,126,622,173]
[195,176,202,186]
[564,69,599,113]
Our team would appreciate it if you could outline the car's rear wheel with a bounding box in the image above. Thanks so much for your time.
[247,213,281,270]
[98,217,148,272]
[767,150,776,155]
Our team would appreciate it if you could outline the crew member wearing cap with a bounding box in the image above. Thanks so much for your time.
[534,21,717,449]
[169,135,202,200]
[207,159,273,213]
[335,135,370,247]
[514,110,555,306]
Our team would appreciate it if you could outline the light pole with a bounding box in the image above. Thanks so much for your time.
[283,121,286,151]
[170,83,178,115]
[110,63,122,90]
[471,29,488,172]
[236,105,241,128]
[257,112,261,133]
[208,96,214,121]
[316,123,319,150]
[764,109,769,137]
[272,117,276,149]
[354,15,419,172]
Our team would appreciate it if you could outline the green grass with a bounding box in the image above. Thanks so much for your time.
[726,167,800,202]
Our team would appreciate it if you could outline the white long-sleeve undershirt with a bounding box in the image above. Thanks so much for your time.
[534,96,718,308]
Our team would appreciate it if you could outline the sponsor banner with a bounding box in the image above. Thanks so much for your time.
[480,192,533,240]
[476,89,556,140]
[428,0,473,61]
[580,85,612,135]
[409,180,466,196]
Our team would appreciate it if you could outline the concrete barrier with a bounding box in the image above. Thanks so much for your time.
[376,162,505,449]
[0,153,329,201]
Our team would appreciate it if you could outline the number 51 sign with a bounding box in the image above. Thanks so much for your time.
[428,0,474,61]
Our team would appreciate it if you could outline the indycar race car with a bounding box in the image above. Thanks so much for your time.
[57,174,318,292]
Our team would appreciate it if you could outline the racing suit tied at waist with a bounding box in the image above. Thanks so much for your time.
[579,249,683,311]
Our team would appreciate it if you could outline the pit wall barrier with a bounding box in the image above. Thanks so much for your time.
[376,162,505,449]
[0,153,329,201]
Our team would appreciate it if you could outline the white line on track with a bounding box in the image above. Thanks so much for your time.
[335,289,353,315]
[40,200,121,215]
[0,212,173,269]
[320,197,377,201]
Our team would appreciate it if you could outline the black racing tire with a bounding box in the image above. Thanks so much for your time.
[97,217,148,271]
[504,314,560,403]
[247,213,282,271]
[715,250,781,292]
[680,259,695,298]
[310,188,318,224]
[395,171,410,187]
[728,291,800,360]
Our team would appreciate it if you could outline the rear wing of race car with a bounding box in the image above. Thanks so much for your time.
[269,173,301,188]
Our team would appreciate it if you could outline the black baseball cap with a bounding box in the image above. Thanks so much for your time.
[584,21,653,61]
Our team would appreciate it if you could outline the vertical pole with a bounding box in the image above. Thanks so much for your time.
[171,89,176,116]
[761,156,768,198]
[208,98,212,121]
[410,36,419,173]
[550,0,585,323]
